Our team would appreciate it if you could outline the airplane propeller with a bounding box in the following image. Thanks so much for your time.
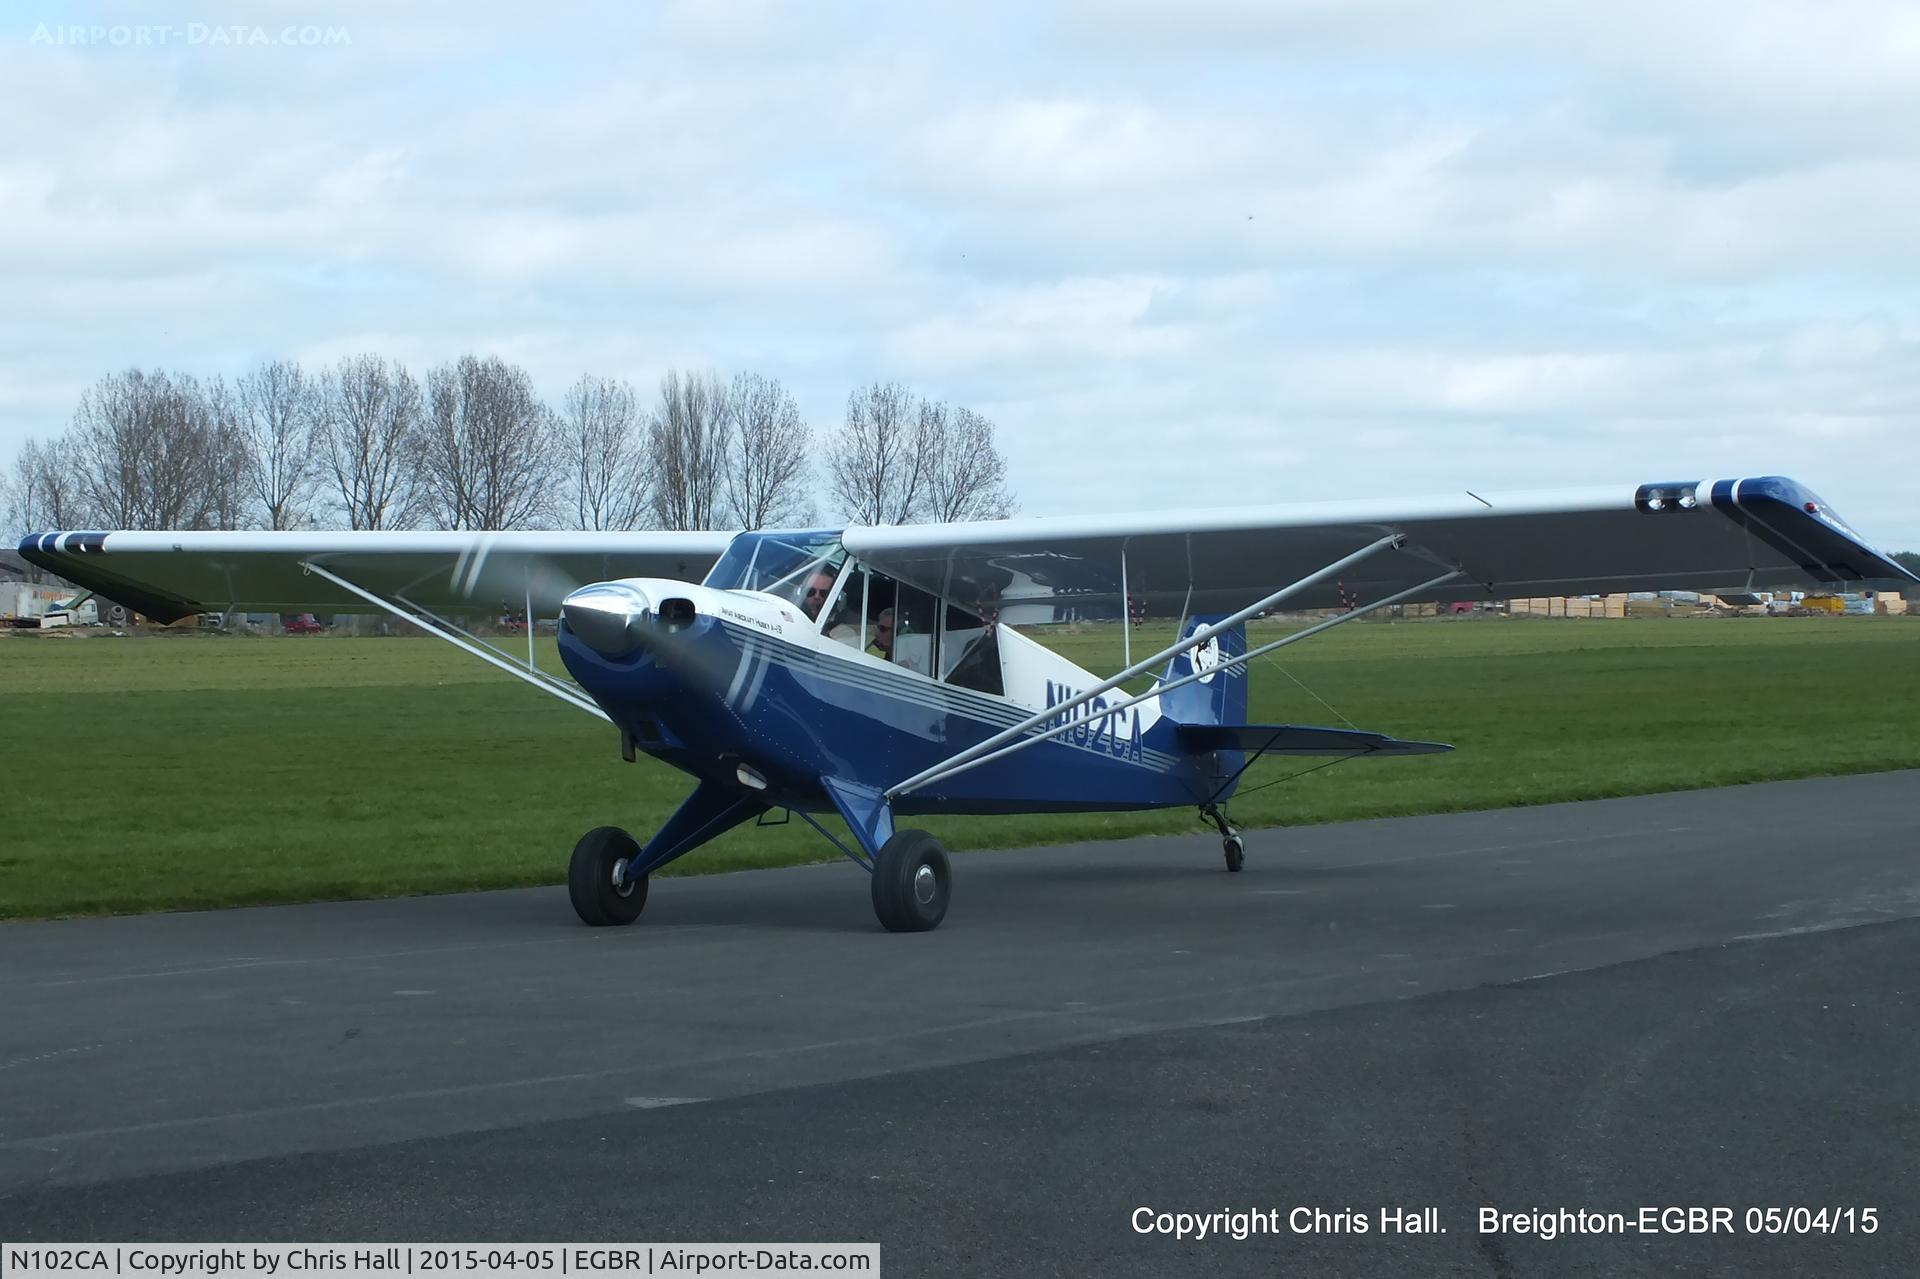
[560,580,746,700]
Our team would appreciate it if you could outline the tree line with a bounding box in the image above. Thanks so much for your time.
[2,358,1015,537]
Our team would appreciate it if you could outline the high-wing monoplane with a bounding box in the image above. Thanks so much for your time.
[21,475,1914,931]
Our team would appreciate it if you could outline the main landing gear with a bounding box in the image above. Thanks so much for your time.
[1202,804,1246,873]
[564,778,958,932]
[870,829,951,932]
[569,826,648,925]
[567,781,766,927]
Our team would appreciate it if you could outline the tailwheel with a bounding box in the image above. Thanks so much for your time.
[871,829,951,932]
[1202,804,1245,873]
[569,825,648,926]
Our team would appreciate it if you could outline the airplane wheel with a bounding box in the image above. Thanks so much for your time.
[871,829,950,932]
[570,826,648,926]
[1222,833,1245,873]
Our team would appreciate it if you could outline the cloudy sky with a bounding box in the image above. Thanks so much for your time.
[4,0,1917,546]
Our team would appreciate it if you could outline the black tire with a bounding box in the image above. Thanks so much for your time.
[569,826,648,926]
[870,829,951,932]
[1222,833,1245,873]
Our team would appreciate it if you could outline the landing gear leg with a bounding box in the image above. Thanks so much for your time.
[816,777,953,933]
[1201,804,1245,873]
[567,781,765,927]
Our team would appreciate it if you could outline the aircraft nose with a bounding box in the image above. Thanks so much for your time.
[561,582,652,656]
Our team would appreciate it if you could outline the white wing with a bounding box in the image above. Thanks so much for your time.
[16,529,734,621]
[843,476,1915,615]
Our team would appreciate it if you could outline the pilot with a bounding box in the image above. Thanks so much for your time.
[801,569,838,621]
[869,608,895,661]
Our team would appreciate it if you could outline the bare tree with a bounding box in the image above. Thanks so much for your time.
[647,369,731,530]
[417,355,559,530]
[5,439,77,584]
[723,372,813,529]
[201,378,253,531]
[921,404,1015,523]
[318,355,421,530]
[560,374,650,530]
[4,436,88,540]
[825,381,929,525]
[67,369,218,528]
[229,360,319,529]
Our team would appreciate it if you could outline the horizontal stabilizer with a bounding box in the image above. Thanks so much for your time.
[1176,723,1453,757]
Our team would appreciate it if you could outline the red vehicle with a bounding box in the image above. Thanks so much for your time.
[282,613,325,634]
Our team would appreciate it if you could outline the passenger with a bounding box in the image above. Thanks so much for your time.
[870,608,895,661]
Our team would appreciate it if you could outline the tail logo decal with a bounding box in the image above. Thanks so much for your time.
[1190,635,1222,684]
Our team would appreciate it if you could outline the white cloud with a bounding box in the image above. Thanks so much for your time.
[889,276,1195,373]
[1,1,1916,547]
[919,97,1266,198]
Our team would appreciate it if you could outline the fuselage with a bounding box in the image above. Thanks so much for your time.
[557,577,1235,816]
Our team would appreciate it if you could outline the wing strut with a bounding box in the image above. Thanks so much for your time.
[886,534,1410,799]
[299,561,611,721]
[391,590,582,689]
[888,565,1461,798]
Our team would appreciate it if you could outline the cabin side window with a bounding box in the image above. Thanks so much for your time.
[891,583,938,678]
[833,564,1004,696]
[820,564,866,649]
[838,568,905,666]
[940,602,1003,696]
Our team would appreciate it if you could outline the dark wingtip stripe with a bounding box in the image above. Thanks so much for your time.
[15,534,205,623]
[1709,479,1832,579]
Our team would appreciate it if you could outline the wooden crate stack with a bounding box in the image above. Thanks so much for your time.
[1508,594,1629,619]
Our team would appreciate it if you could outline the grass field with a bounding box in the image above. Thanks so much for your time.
[2,616,1916,918]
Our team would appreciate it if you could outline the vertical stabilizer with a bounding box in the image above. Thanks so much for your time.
[1157,613,1248,726]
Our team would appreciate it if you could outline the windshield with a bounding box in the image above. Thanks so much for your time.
[702,531,847,613]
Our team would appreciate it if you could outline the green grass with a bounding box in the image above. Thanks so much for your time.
[2,616,1916,918]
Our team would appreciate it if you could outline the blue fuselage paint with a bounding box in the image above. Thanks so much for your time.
[559,613,1223,817]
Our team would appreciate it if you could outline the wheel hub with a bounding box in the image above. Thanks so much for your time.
[912,863,938,906]
[611,856,635,897]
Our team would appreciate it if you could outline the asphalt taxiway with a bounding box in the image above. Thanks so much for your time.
[2,771,1915,1275]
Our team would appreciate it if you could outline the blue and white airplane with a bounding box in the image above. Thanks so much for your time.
[20,475,1914,931]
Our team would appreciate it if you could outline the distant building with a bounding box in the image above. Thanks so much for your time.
[4,580,100,626]
[3,550,104,626]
